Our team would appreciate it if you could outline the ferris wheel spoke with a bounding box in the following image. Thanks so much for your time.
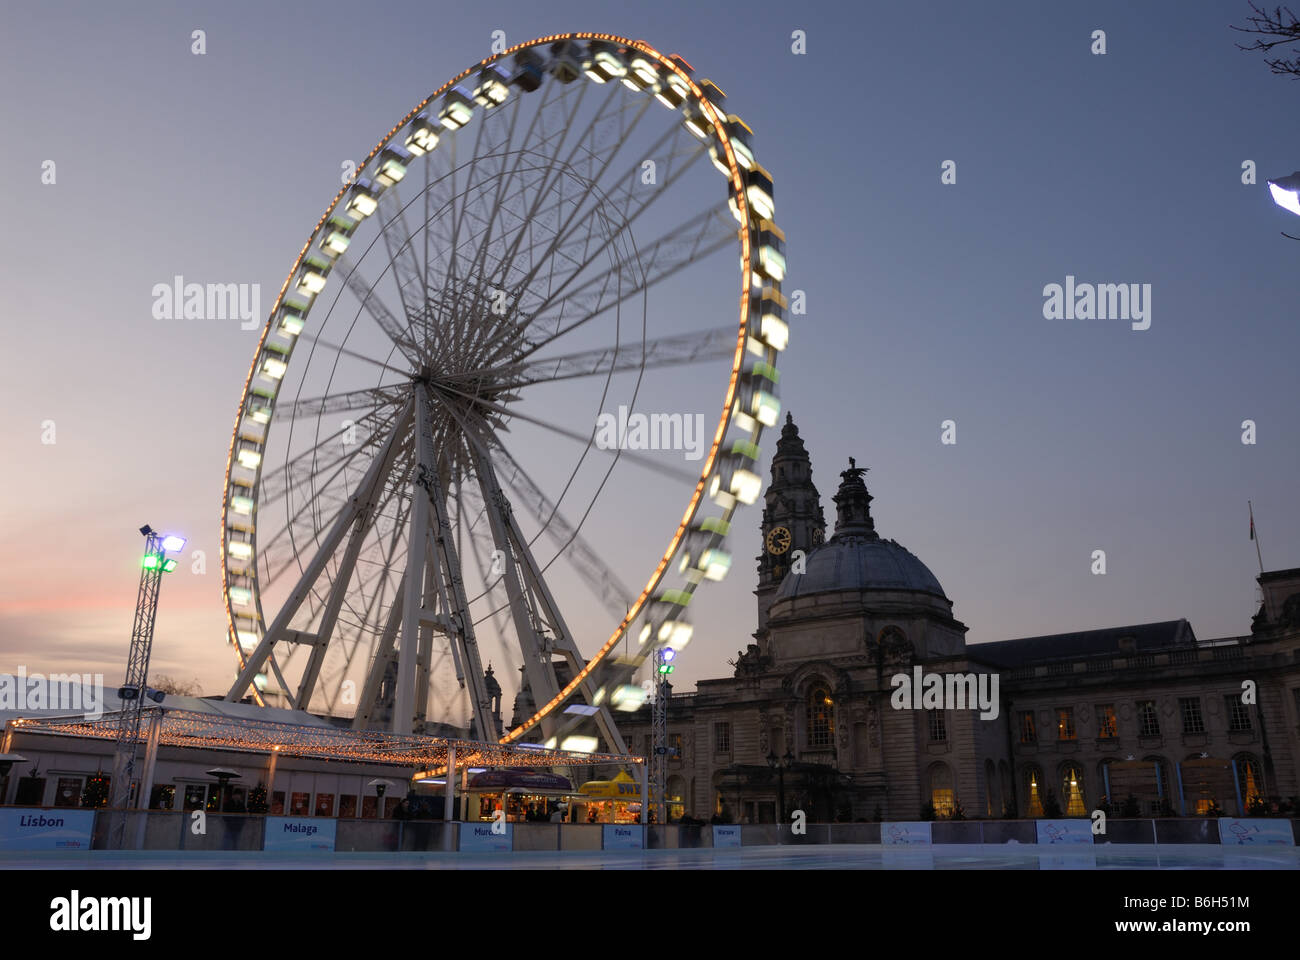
[295,327,414,379]
[479,117,703,353]
[442,79,588,373]
[458,325,736,391]
[460,103,667,369]
[506,116,703,316]
[269,438,410,631]
[436,94,513,359]
[275,384,409,421]
[299,440,414,585]
[258,406,396,507]
[514,203,736,360]
[460,78,604,326]
[434,382,699,484]
[491,439,636,621]
[332,253,424,363]
[376,185,430,339]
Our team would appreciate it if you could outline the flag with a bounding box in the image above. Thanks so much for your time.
[1249,504,1256,541]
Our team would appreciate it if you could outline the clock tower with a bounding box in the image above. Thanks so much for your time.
[755,413,826,636]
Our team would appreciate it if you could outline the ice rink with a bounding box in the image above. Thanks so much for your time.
[4,843,1298,870]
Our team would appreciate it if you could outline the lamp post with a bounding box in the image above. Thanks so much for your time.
[766,747,794,822]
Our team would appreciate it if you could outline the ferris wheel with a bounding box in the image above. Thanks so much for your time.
[220,33,789,753]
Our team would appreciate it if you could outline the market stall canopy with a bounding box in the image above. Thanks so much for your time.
[10,709,633,770]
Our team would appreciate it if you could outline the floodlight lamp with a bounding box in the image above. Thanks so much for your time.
[1267,172,1300,217]
[161,535,186,553]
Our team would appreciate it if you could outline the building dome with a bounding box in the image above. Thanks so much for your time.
[772,459,947,602]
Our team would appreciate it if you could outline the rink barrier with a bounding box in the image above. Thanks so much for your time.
[1,808,1297,853]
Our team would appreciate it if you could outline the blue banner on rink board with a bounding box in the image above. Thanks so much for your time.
[1035,819,1094,845]
[881,821,932,845]
[1218,818,1296,845]
[459,822,512,851]
[0,809,95,850]
[712,825,742,848]
[602,824,642,849]
[263,816,336,852]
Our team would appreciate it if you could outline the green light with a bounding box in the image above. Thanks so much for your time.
[142,554,162,570]
[162,558,178,573]
[657,663,675,675]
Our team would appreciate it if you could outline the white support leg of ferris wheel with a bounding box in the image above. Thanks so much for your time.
[294,409,412,708]
[394,383,495,737]
[225,399,414,706]
[492,470,628,754]
[470,441,625,751]
[470,445,561,741]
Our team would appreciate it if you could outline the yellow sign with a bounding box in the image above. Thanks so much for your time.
[578,770,642,800]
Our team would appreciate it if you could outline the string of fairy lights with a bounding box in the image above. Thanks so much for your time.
[10,709,635,769]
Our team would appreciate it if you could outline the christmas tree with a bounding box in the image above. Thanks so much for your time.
[248,782,268,814]
[81,772,110,808]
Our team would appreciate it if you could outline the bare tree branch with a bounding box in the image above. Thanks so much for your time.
[1231,3,1300,77]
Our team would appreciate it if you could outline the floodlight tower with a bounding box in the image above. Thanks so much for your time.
[108,525,183,847]
[650,647,674,823]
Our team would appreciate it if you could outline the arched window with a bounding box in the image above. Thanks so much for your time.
[1061,764,1086,816]
[806,684,834,748]
[878,626,908,652]
[1235,754,1264,812]
[1023,765,1044,817]
[928,762,954,818]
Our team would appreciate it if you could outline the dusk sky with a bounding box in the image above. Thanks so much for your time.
[1,0,1297,708]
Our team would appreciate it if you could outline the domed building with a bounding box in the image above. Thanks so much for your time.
[614,415,1300,826]
[619,415,1009,822]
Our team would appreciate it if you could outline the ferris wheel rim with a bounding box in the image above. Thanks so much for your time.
[219,32,766,741]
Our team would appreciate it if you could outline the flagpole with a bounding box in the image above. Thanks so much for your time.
[1249,500,1274,624]
[1249,500,1264,575]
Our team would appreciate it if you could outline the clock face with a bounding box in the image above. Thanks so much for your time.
[811,527,824,545]
[766,526,792,555]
